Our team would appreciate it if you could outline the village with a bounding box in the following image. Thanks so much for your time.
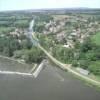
[0,11,100,77]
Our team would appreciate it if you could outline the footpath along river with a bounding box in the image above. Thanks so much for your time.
[0,57,100,100]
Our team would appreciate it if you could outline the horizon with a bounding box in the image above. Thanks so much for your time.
[0,7,100,12]
[0,0,100,11]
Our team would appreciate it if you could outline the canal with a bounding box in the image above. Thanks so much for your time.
[0,58,100,100]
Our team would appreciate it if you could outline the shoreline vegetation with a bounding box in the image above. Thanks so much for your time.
[0,55,27,65]
[0,49,100,88]
[0,54,44,77]
[0,45,100,88]
[37,44,100,88]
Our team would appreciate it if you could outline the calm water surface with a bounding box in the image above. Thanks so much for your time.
[0,58,100,100]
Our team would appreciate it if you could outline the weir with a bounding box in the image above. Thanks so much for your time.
[33,60,45,78]
[25,18,45,78]
[29,64,37,73]
[28,18,100,86]
[0,56,45,78]
[0,70,32,76]
[0,17,48,77]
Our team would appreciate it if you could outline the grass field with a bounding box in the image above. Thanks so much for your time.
[91,32,100,45]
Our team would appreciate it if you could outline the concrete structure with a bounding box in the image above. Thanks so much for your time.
[76,67,89,76]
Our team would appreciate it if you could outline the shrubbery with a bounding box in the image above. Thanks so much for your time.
[74,37,100,75]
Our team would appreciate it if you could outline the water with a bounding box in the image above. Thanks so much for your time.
[27,18,39,46]
[0,17,99,100]
[0,60,100,100]
[29,19,35,31]
[0,57,33,73]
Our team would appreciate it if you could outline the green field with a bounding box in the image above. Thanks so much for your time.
[91,32,100,45]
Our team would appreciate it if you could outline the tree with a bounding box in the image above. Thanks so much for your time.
[24,47,45,63]
[21,39,32,49]
[14,20,29,28]
[88,61,100,75]
[34,23,45,33]
[52,46,74,63]
[78,60,90,69]
[0,36,21,57]
[80,38,94,53]
[72,60,79,67]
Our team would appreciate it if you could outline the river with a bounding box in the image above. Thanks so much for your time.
[0,58,100,100]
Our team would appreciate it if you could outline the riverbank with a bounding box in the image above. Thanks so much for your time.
[71,67,100,82]
[0,55,26,65]
[0,45,100,88]
[0,55,46,78]
[37,44,100,88]
[29,31,100,87]
[0,55,35,75]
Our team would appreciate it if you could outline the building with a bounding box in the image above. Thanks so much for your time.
[76,67,89,76]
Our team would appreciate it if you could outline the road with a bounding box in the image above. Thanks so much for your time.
[29,19,100,87]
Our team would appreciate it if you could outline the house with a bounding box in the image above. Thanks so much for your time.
[63,44,70,48]
[71,32,77,36]
[0,34,5,37]
[56,32,65,41]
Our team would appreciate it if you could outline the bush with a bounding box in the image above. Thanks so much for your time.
[88,61,100,75]
[52,46,74,63]
[80,37,95,52]
[72,60,79,67]
[24,47,45,63]
[13,50,24,58]
[78,60,90,69]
